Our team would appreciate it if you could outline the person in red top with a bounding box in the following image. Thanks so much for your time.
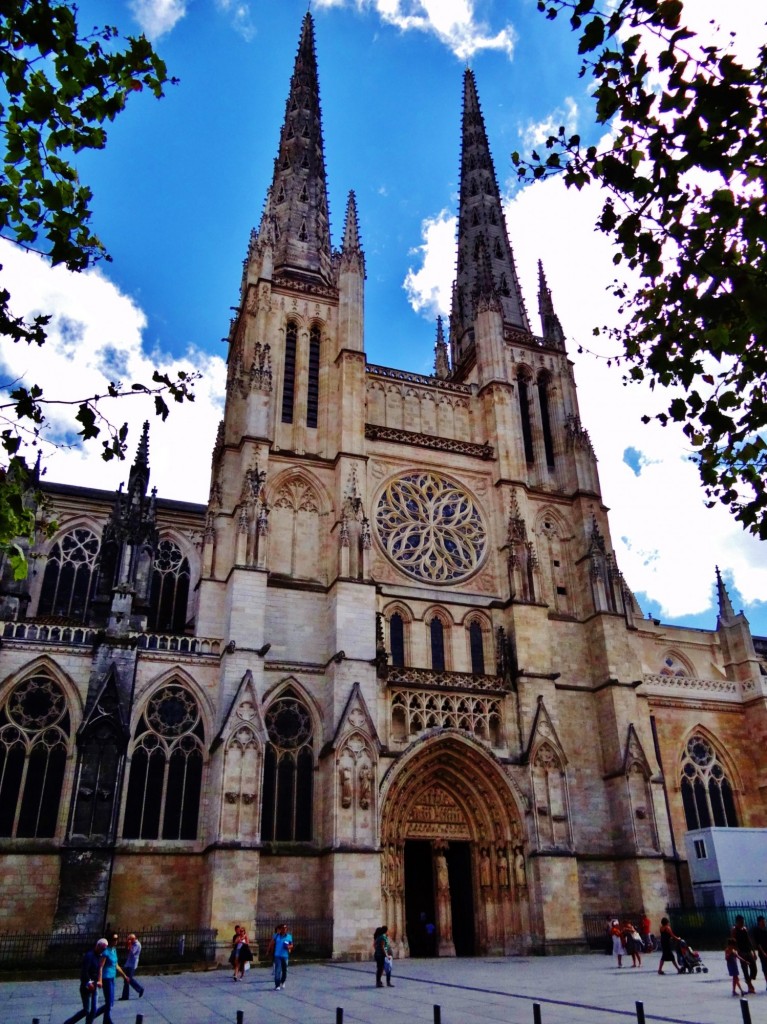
[640,911,652,952]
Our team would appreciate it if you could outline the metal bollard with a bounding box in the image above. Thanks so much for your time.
[236,1011,244,1024]
[636,1001,646,1024]
[434,1005,441,1024]
[135,1016,144,1024]
[533,1003,542,1024]
[32,1019,40,1023]
[336,1008,343,1024]
[740,999,753,1024]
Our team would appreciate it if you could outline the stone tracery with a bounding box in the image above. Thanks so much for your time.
[375,472,487,584]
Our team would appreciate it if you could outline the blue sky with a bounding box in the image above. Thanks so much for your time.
[2,0,766,637]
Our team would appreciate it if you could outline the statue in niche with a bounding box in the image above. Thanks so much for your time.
[479,847,492,888]
[513,845,526,887]
[497,848,509,888]
[340,765,352,808]
[387,844,399,890]
[435,851,449,892]
[358,764,372,809]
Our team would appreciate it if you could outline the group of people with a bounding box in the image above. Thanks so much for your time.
[725,914,767,997]
[610,911,767,997]
[229,922,293,990]
[608,913,654,968]
[62,933,144,1024]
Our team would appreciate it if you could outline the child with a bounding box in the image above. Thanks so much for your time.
[726,938,749,997]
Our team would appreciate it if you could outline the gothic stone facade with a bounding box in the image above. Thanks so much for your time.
[1,15,766,958]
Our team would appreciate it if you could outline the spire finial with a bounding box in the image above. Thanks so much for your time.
[434,316,450,379]
[538,259,566,350]
[715,565,737,626]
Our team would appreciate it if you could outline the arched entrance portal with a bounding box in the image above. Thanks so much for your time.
[380,732,530,956]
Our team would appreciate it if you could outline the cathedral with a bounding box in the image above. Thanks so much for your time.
[0,13,765,959]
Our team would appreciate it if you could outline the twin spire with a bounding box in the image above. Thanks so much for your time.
[258,15,565,364]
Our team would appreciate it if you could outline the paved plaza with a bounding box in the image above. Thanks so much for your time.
[2,952,762,1024]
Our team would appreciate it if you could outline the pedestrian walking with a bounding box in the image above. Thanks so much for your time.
[732,914,757,993]
[97,933,126,1024]
[752,915,767,988]
[269,922,293,990]
[61,938,107,1024]
[657,917,682,975]
[726,938,749,997]
[119,933,144,1000]
[373,925,394,987]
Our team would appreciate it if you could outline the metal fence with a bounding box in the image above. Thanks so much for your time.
[0,927,217,972]
[584,904,767,952]
[254,917,333,960]
[664,904,767,948]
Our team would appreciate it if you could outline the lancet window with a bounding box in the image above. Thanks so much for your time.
[468,619,485,675]
[148,539,190,634]
[537,372,555,469]
[123,685,204,841]
[430,617,446,671]
[389,613,405,668]
[0,673,69,838]
[261,691,313,842]
[38,527,100,622]
[518,374,535,464]
[281,320,298,424]
[307,323,321,428]
[680,733,738,830]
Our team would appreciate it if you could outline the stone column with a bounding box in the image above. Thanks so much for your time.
[433,840,456,957]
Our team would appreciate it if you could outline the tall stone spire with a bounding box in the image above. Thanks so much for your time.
[434,315,450,379]
[538,260,566,351]
[267,12,332,286]
[340,190,364,270]
[715,565,737,627]
[451,68,530,363]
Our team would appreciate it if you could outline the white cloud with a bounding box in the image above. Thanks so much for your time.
[0,240,225,504]
[403,210,456,318]
[521,97,578,149]
[128,0,187,40]
[215,0,256,41]
[401,171,767,624]
[314,0,517,60]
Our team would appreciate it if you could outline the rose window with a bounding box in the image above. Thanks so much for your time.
[375,472,487,583]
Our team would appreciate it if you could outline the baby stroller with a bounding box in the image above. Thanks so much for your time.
[677,938,708,973]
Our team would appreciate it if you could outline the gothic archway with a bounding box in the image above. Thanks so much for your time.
[379,732,529,957]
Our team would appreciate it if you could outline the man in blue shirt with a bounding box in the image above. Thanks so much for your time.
[271,923,293,990]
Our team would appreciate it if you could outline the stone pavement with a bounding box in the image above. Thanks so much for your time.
[2,951,762,1024]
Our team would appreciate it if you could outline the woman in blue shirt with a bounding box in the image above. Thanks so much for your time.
[98,933,125,1023]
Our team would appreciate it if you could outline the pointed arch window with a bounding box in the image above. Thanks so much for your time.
[0,674,69,838]
[537,373,556,469]
[306,323,321,428]
[430,617,446,671]
[468,620,485,675]
[123,685,204,840]
[390,613,405,668]
[38,528,100,622]
[281,321,297,424]
[680,734,738,830]
[148,539,190,634]
[261,692,313,842]
[518,375,535,464]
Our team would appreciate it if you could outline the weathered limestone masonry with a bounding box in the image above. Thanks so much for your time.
[0,12,765,959]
